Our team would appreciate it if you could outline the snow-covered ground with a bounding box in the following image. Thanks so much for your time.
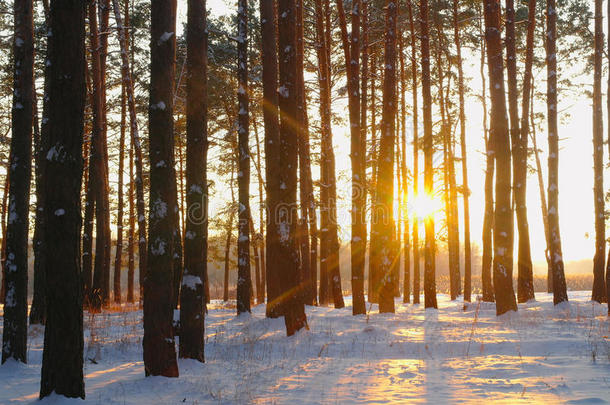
[1,291,609,404]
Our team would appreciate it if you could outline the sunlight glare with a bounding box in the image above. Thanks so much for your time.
[408,193,443,221]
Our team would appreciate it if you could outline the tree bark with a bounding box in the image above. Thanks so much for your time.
[111,0,147,304]
[420,0,436,309]
[143,0,179,377]
[407,0,419,305]
[506,0,534,304]
[114,85,126,304]
[39,0,86,396]
[480,3,494,303]
[278,0,308,334]
[261,0,282,318]
[179,0,207,362]
[545,0,568,305]
[484,0,517,315]
[592,0,606,303]
[371,0,397,314]
[453,0,471,303]
[236,0,251,314]
[2,0,34,364]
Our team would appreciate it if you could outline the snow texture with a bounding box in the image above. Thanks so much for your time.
[0,292,608,404]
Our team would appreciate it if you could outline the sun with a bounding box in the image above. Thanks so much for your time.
[407,193,443,220]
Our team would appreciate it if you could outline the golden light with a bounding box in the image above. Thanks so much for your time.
[407,193,443,220]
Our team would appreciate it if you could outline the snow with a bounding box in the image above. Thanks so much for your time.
[0,292,608,404]
[181,275,202,290]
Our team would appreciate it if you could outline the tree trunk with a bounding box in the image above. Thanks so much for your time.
[30,77,46,325]
[111,0,147,304]
[278,0,308,335]
[399,38,410,304]
[236,0,251,314]
[114,85,126,304]
[592,0,606,303]
[39,0,86,396]
[407,0,419,305]
[143,0,179,377]
[2,0,34,364]
[88,0,111,311]
[484,0,517,315]
[260,0,282,318]
[360,0,369,306]
[128,133,135,303]
[253,117,267,304]
[452,0,471,303]
[545,0,568,305]
[420,0,436,309]
[315,0,331,307]
[296,0,314,307]
[505,0,534,304]
[480,3,494,303]
[179,0,207,362]
[370,0,397,314]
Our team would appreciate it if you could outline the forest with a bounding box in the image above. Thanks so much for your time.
[0,0,609,403]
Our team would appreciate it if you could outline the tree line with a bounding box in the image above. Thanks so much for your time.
[0,0,607,399]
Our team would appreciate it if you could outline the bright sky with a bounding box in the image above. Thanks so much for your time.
[182,0,599,274]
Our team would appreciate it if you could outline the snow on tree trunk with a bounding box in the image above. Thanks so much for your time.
[484,0,517,316]
[278,0,308,335]
[143,0,179,377]
[39,0,86,397]
[179,0,208,362]
[545,0,568,305]
[2,0,34,364]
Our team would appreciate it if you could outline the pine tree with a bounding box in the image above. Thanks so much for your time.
[421,0,436,309]
[371,0,397,314]
[278,0,308,335]
[408,0,420,305]
[2,0,34,364]
[180,0,208,362]
[451,0,470,302]
[592,0,605,304]
[545,0,568,305]
[236,0,252,314]
[484,0,517,316]
[39,0,86,397]
[143,0,179,377]
[260,0,282,318]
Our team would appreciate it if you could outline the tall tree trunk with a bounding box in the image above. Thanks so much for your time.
[88,0,110,311]
[278,0,308,334]
[143,0,179,377]
[0,161,9,304]
[545,0,568,305]
[592,0,606,303]
[128,132,135,303]
[371,0,397,314]
[296,0,314,307]
[2,0,34,364]
[421,0,436,309]
[253,117,267,304]
[40,0,86,396]
[236,0,251,314]
[111,0,147,304]
[261,0,282,318]
[180,0,207,362]
[480,3,494,303]
[407,0,419,305]
[484,0,517,315]
[400,38,410,304]
[338,0,365,315]
[114,85,126,304]
[224,160,236,302]
[506,0,534,304]
[360,0,369,306]
[453,0,471,303]
[517,0,537,302]
[607,0,610,314]
[315,0,331,306]
[30,72,46,325]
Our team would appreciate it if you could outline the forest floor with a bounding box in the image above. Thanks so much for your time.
[1,291,609,404]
